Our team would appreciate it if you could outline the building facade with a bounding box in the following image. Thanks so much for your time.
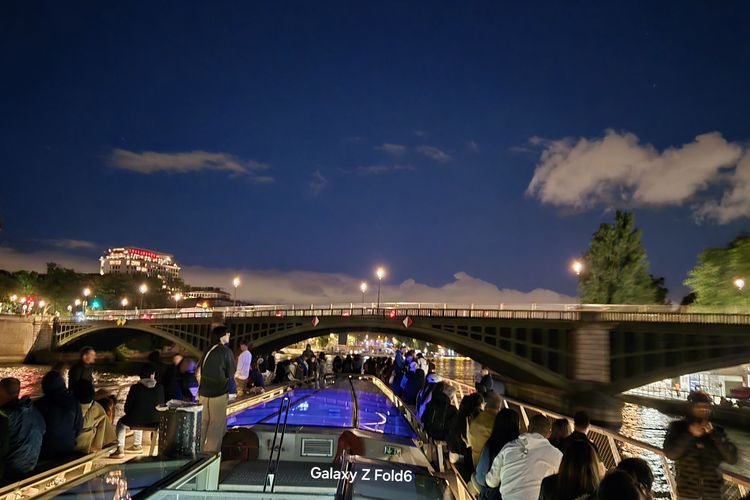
[99,247,181,286]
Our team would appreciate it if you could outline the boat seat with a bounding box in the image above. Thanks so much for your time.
[129,426,159,456]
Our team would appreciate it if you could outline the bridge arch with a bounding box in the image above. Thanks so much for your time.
[55,323,204,358]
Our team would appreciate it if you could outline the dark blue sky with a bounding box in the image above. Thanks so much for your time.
[2,1,749,300]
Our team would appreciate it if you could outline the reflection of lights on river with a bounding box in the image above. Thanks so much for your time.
[105,469,132,500]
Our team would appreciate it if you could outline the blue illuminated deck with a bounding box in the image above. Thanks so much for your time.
[228,378,416,438]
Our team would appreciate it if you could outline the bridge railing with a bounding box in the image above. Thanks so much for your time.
[439,378,750,500]
[61,301,750,325]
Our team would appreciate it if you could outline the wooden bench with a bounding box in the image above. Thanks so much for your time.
[129,426,159,456]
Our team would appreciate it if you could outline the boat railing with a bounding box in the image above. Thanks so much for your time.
[0,444,117,500]
[263,394,292,493]
[440,378,750,500]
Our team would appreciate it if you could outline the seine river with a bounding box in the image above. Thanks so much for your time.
[3,358,748,496]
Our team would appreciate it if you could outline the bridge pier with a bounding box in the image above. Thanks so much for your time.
[571,317,611,384]
[0,316,52,363]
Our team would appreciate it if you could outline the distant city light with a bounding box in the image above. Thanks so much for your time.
[121,298,129,308]
[38,300,46,308]
[735,278,745,291]
[74,299,82,306]
[10,295,17,302]
[233,276,241,288]
[360,282,368,293]
[83,287,91,297]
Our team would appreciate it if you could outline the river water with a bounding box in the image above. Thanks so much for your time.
[3,358,748,496]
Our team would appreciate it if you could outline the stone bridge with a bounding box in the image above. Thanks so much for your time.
[52,304,750,396]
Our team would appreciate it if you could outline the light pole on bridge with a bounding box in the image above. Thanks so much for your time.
[139,283,148,310]
[376,267,386,309]
[360,282,368,304]
[233,276,241,307]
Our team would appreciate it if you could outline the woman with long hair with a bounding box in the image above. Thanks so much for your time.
[446,392,485,480]
[472,408,520,500]
[539,440,602,500]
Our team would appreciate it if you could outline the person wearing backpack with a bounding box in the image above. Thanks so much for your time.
[196,326,236,453]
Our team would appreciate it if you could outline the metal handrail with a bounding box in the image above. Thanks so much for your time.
[62,301,750,325]
[0,444,117,500]
[439,378,750,499]
[263,395,292,493]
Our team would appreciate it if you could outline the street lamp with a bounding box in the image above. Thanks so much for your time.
[376,267,386,308]
[74,298,82,314]
[38,300,46,316]
[735,278,746,292]
[121,297,129,310]
[232,276,241,307]
[571,260,584,276]
[82,287,91,315]
[360,282,368,304]
[173,292,182,308]
[139,283,148,309]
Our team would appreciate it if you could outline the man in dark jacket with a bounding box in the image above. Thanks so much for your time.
[114,363,165,458]
[421,382,458,441]
[34,371,83,460]
[197,326,236,453]
[0,378,45,481]
[663,391,738,500]
[475,366,493,397]
[162,353,184,401]
[68,346,96,388]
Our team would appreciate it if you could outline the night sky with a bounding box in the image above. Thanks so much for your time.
[2,2,749,304]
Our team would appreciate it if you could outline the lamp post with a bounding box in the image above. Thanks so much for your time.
[173,292,182,308]
[735,278,745,292]
[74,298,82,315]
[360,282,368,304]
[376,267,386,308]
[82,287,91,316]
[232,277,241,307]
[139,283,148,310]
[121,297,129,310]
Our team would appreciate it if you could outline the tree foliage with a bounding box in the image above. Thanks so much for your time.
[684,236,750,306]
[578,211,666,304]
[0,262,176,312]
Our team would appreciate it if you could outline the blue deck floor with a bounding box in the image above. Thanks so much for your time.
[227,378,416,438]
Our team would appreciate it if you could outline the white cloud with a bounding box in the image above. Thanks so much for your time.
[467,141,480,153]
[0,247,575,305]
[375,143,407,156]
[42,239,99,251]
[344,164,414,176]
[527,130,744,216]
[309,169,328,196]
[108,149,273,182]
[695,152,750,223]
[418,145,452,163]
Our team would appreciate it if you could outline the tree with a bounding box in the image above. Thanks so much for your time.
[684,236,750,306]
[578,210,665,304]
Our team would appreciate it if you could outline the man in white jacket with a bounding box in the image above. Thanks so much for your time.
[485,414,562,500]
[234,341,252,396]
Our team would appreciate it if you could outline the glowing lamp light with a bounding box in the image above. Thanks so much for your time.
[735,278,746,291]
[10,295,17,302]
[121,298,129,307]
[388,309,397,319]
[38,300,46,308]
[139,283,148,294]
[360,282,368,294]
[233,276,241,288]
[83,287,91,297]
[571,260,584,276]
[376,267,386,280]
[74,299,82,306]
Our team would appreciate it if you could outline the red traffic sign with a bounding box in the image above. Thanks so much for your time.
[311,316,320,327]
[403,316,413,328]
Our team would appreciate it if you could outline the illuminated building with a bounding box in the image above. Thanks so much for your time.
[99,247,181,286]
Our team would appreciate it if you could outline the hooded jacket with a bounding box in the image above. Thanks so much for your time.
[485,432,563,500]
[3,396,46,479]
[120,378,165,427]
[35,371,83,460]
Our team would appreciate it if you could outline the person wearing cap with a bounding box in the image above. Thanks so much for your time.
[663,390,738,500]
